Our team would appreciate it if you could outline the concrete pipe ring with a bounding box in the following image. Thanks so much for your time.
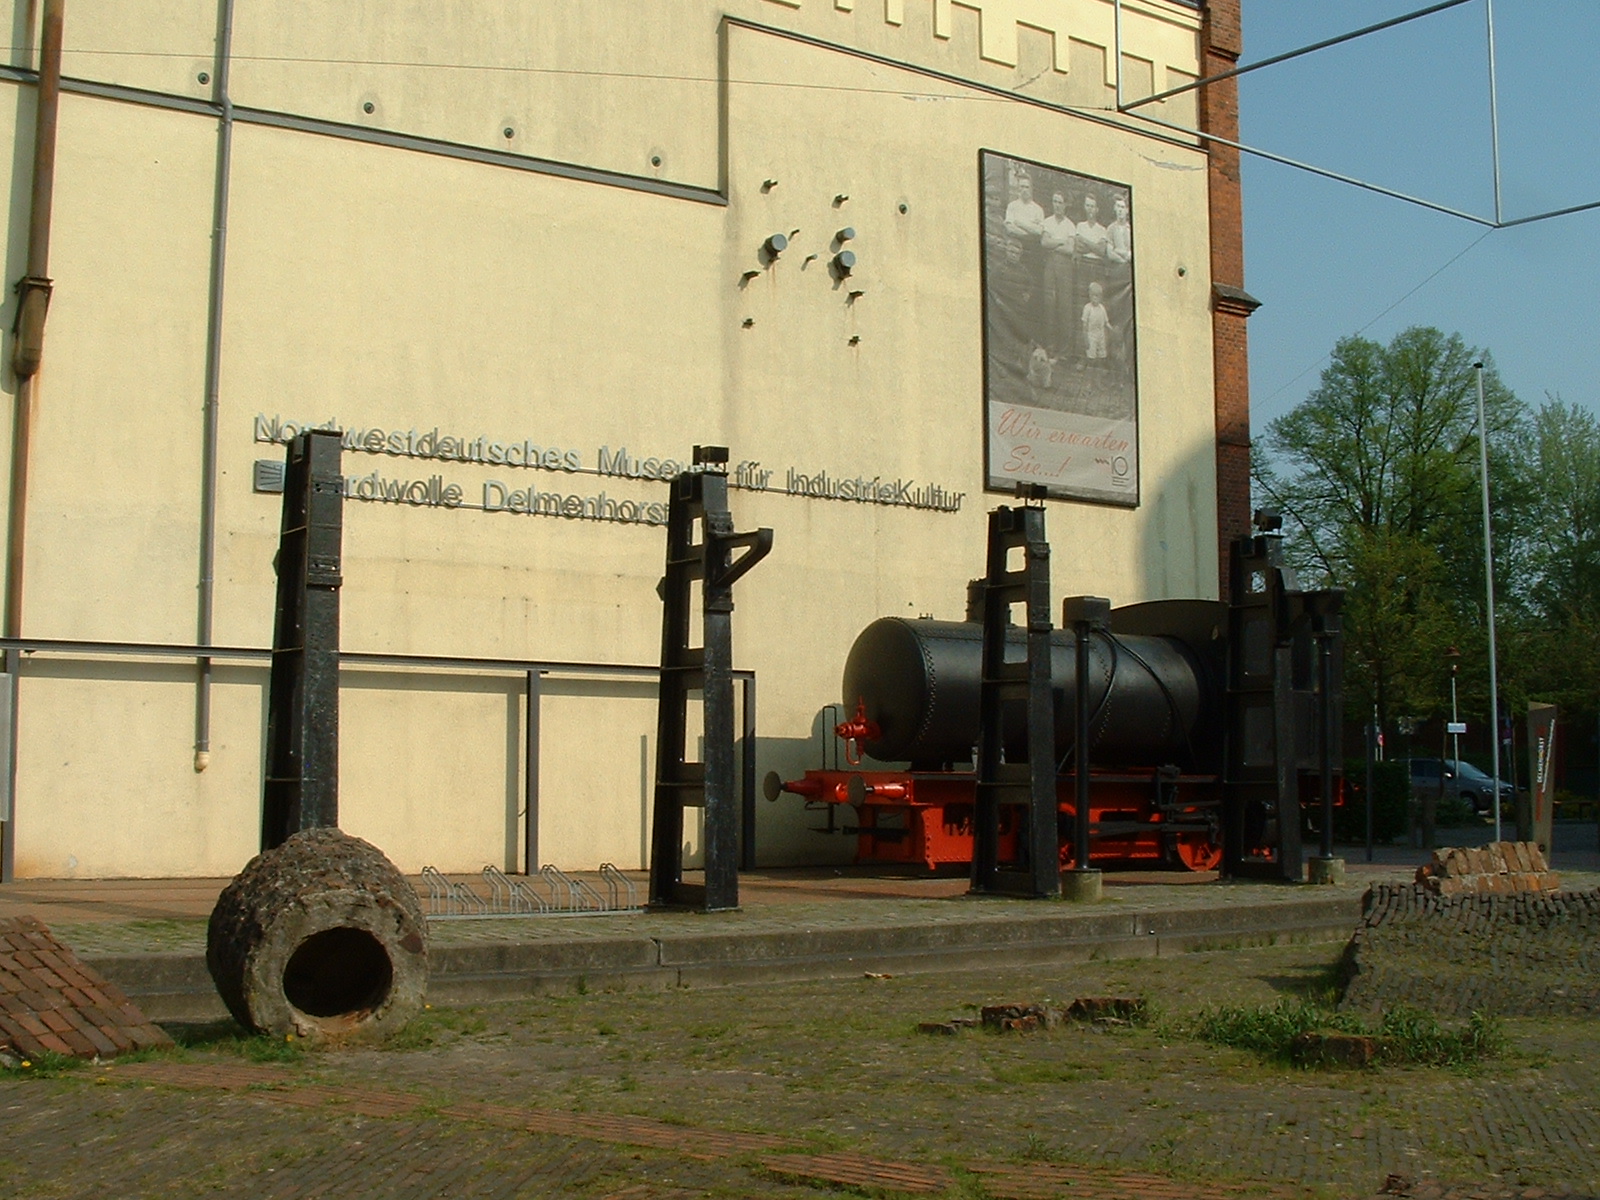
[207,827,428,1042]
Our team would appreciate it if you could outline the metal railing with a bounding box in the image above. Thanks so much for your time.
[0,637,757,883]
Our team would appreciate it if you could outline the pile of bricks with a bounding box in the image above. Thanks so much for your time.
[0,916,172,1061]
[1414,840,1558,896]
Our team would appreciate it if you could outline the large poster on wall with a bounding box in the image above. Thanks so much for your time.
[980,150,1139,506]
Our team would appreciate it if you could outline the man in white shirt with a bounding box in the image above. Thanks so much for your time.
[999,172,1047,352]
[1004,174,1045,241]
[1040,191,1077,358]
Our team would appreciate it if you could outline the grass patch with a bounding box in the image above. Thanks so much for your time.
[166,1020,309,1063]
[1372,1006,1506,1066]
[1021,1131,1064,1162]
[1180,998,1505,1068]
[98,1044,179,1067]
[943,1166,999,1198]
[238,1034,310,1063]
[384,1006,489,1051]
[2,1050,89,1077]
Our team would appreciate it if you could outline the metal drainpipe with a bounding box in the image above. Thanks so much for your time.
[6,0,64,640]
[194,0,235,773]
[2,0,65,882]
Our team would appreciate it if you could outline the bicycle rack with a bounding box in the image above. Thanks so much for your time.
[421,864,644,919]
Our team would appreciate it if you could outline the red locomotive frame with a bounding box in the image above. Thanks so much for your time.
[776,764,1226,872]
[773,699,1345,874]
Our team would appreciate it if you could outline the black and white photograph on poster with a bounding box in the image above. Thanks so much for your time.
[980,150,1138,505]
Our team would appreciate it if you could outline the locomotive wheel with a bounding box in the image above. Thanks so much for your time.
[1171,833,1221,872]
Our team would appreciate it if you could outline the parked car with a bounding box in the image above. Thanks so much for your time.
[1406,758,1516,815]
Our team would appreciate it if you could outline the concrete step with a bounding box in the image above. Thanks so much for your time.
[86,891,1364,1022]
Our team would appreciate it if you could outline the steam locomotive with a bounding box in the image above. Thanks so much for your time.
[770,514,1344,881]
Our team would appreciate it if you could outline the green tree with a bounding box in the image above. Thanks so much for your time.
[1503,398,1600,715]
[1522,399,1600,620]
[1253,327,1524,735]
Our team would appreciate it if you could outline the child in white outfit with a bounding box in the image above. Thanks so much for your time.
[1081,281,1109,360]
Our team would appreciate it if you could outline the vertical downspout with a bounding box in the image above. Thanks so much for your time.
[5,0,63,636]
[2,0,65,881]
[194,0,235,772]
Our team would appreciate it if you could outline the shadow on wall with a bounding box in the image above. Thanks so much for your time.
[751,707,868,869]
[1137,433,1220,602]
[338,667,530,874]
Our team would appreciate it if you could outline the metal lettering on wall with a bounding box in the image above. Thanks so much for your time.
[253,415,965,526]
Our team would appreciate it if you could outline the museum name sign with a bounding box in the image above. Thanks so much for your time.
[254,415,965,526]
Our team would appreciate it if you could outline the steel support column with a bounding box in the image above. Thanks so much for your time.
[1063,596,1112,871]
[1308,594,1345,861]
[740,674,757,871]
[261,429,343,850]
[1223,518,1302,881]
[524,669,541,875]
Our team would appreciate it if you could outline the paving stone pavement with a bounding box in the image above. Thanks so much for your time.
[4,831,1600,1198]
[5,1053,1598,1200]
[0,1075,643,1198]
[5,938,1600,1200]
[0,1061,1319,1199]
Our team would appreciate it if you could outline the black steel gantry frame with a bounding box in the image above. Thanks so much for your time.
[648,448,772,912]
[970,498,1060,899]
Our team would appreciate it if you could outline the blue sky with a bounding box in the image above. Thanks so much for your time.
[1237,0,1600,432]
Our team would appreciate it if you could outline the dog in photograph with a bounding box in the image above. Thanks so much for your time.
[1025,344,1057,404]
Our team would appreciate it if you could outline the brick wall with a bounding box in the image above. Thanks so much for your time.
[1201,1,1256,599]
[1340,883,1600,1017]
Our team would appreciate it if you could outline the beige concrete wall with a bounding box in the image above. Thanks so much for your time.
[1,0,1218,878]
[12,663,263,879]
[56,0,217,97]
[338,670,523,873]
[230,2,723,189]
[22,96,214,644]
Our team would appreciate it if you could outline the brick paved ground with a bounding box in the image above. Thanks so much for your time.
[3,941,1599,1199]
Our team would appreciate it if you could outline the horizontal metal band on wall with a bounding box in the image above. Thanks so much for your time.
[0,65,728,207]
[0,13,1203,209]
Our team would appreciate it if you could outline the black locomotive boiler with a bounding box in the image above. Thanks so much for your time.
[772,513,1343,882]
